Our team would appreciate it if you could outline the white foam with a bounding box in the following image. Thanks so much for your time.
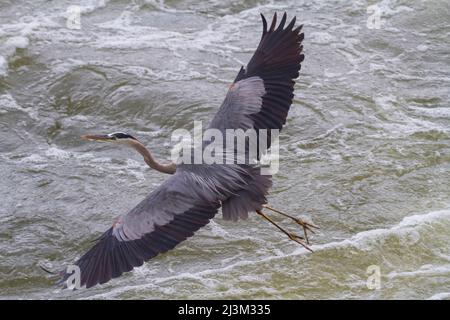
[79,0,109,15]
[0,15,57,76]
[5,36,29,50]
[50,58,87,75]
[204,220,231,238]
[0,93,39,120]
[376,0,414,17]
[417,44,428,52]
[122,64,203,81]
[387,263,450,279]
[15,145,149,182]
[372,94,449,136]
[91,7,258,73]
[45,146,72,160]
[94,8,134,30]
[407,105,450,119]
[427,292,450,300]
[310,32,334,45]
[18,146,73,165]
[0,36,29,76]
[61,0,110,17]
[0,56,7,76]
[309,209,450,253]
[19,153,47,164]
[85,208,450,299]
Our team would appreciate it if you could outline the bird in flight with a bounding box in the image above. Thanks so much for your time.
[61,12,317,289]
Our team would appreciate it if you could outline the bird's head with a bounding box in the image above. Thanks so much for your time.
[81,132,138,145]
[81,131,176,174]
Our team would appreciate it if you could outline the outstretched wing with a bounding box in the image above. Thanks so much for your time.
[209,12,304,149]
[61,169,221,289]
[61,13,304,288]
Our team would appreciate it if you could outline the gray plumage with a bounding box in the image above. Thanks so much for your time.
[62,12,304,288]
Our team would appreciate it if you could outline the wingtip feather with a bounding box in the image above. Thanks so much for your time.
[276,12,287,31]
[260,13,267,35]
[269,12,277,32]
[286,16,296,31]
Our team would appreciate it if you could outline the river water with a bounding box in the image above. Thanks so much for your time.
[0,0,449,299]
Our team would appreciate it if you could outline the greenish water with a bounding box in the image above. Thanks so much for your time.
[0,0,449,299]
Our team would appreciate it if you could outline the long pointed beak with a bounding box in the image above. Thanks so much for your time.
[81,134,114,142]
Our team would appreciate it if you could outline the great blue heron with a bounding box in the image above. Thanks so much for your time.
[61,12,317,289]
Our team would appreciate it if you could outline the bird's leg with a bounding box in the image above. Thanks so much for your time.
[256,210,313,252]
[262,205,319,244]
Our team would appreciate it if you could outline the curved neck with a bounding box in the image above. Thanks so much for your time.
[129,140,176,174]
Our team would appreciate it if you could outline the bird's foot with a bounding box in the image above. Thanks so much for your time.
[292,217,319,245]
[262,205,319,244]
[287,233,313,252]
[256,209,314,252]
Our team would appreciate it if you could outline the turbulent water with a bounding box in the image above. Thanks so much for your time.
[0,0,449,300]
